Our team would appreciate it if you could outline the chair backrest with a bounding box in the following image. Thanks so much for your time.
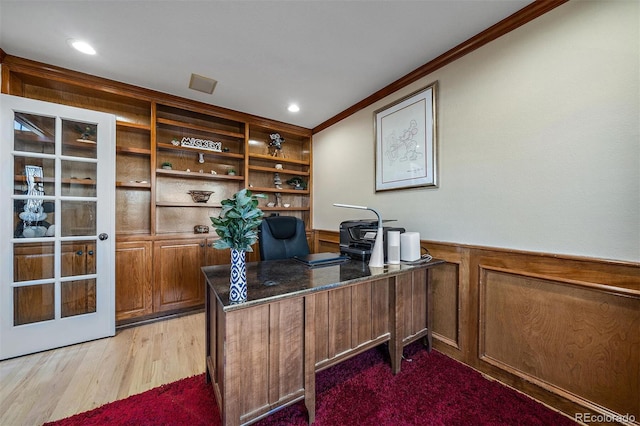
[258,216,310,261]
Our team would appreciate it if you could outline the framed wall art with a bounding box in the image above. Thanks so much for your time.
[374,81,438,192]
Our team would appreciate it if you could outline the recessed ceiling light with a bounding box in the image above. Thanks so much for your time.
[287,104,300,113]
[68,39,96,55]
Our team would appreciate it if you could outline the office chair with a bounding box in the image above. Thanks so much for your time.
[258,215,310,260]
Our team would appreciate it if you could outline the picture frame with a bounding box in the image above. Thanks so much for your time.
[374,81,438,192]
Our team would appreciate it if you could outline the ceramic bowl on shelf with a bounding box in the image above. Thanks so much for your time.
[188,190,214,203]
[194,225,210,234]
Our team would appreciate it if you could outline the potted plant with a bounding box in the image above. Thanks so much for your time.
[161,162,172,170]
[210,189,265,303]
[286,176,306,190]
[227,168,236,176]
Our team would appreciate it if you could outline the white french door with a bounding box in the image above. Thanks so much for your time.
[0,94,116,360]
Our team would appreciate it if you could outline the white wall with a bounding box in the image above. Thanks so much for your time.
[313,0,639,262]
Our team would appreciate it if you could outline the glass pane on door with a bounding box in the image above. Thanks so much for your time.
[62,279,97,318]
[61,201,96,236]
[62,119,97,158]
[13,113,55,154]
[13,157,56,239]
[13,242,55,282]
[13,283,55,326]
[61,240,96,277]
[61,160,97,197]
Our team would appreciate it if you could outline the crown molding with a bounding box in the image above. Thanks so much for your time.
[312,0,569,134]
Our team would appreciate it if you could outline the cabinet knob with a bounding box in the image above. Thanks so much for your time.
[88,250,94,255]
[76,250,83,256]
[208,243,214,247]
[99,233,109,241]
[200,243,205,247]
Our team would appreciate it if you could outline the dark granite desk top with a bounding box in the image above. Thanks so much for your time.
[202,257,444,311]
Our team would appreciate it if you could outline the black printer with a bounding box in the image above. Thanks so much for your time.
[339,219,405,261]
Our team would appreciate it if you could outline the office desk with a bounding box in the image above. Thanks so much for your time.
[203,258,444,426]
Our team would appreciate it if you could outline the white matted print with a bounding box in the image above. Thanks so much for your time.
[374,82,437,192]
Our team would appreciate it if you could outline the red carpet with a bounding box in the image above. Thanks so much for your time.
[46,343,576,425]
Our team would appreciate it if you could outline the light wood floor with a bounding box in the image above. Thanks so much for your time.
[0,312,206,426]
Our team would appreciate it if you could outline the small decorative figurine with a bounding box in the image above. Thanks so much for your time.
[275,192,283,207]
[75,124,96,142]
[273,172,283,189]
[269,133,285,158]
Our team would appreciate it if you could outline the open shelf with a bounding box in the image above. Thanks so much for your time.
[156,168,244,181]
[157,117,244,140]
[250,186,309,195]
[157,142,244,159]
[116,181,151,188]
[248,165,310,176]
[156,201,222,208]
[116,146,151,156]
[248,153,309,166]
[116,121,151,131]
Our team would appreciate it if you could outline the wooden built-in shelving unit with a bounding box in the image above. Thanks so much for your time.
[1,54,312,324]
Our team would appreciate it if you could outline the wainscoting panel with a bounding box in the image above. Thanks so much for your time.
[479,268,639,420]
[310,230,640,424]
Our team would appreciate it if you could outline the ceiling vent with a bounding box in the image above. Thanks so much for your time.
[189,73,217,94]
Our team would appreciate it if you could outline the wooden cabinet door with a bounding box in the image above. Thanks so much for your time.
[153,239,205,312]
[115,241,153,321]
[204,239,229,266]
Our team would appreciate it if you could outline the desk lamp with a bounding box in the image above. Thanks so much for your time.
[333,203,385,267]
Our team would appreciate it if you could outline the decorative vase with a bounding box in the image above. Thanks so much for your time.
[229,248,247,303]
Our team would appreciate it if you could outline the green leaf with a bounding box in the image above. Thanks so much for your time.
[209,188,264,251]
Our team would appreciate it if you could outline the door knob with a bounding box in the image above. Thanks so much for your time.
[98,233,109,241]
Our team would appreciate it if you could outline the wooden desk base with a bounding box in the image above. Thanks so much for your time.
[205,262,440,425]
